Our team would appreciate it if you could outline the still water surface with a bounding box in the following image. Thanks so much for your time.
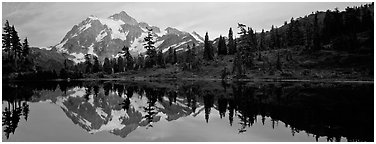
[2,80,373,142]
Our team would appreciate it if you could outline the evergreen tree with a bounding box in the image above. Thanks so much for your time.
[173,48,177,64]
[192,43,197,57]
[233,23,247,76]
[227,27,235,55]
[258,29,265,60]
[60,68,67,79]
[275,27,281,48]
[247,27,257,51]
[292,19,304,46]
[144,27,157,68]
[157,50,165,68]
[286,18,295,46]
[237,24,253,69]
[222,36,227,55]
[92,56,100,73]
[103,57,112,74]
[185,44,192,63]
[21,38,29,59]
[117,56,124,72]
[111,58,118,73]
[20,37,31,71]
[167,47,174,64]
[276,52,282,71]
[84,54,92,73]
[203,32,213,60]
[270,25,281,49]
[120,46,134,70]
[217,35,223,55]
[312,13,321,50]
[304,20,313,50]
[137,54,145,70]
[2,20,12,59]
[10,25,22,71]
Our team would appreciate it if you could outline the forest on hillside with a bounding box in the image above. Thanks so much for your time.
[2,3,374,81]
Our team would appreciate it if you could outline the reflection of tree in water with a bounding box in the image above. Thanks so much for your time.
[217,98,227,119]
[203,91,214,123]
[84,86,92,101]
[167,90,177,106]
[2,84,32,139]
[103,83,112,96]
[22,102,30,121]
[2,81,373,142]
[143,87,159,128]
[93,85,99,97]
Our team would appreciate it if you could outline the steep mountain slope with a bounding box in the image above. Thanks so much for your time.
[54,11,204,63]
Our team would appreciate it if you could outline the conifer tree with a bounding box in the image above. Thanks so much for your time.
[192,43,197,57]
[123,47,133,70]
[117,56,124,72]
[286,18,295,46]
[144,27,157,68]
[312,13,321,51]
[203,32,213,60]
[222,36,227,55]
[270,25,276,49]
[2,20,12,59]
[233,23,247,76]
[10,25,22,71]
[92,56,100,73]
[217,35,223,55]
[173,48,177,64]
[227,28,235,55]
[276,27,281,48]
[84,54,92,73]
[103,57,112,74]
[21,38,29,59]
[258,29,265,60]
[157,50,165,68]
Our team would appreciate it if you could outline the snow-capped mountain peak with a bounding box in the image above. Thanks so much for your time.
[54,11,204,64]
[108,11,138,26]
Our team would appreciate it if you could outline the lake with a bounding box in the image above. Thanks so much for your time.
[2,80,374,142]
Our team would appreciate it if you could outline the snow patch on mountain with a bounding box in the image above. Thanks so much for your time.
[70,53,85,63]
[72,111,93,129]
[130,96,149,116]
[39,47,52,50]
[154,40,164,48]
[191,32,204,43]
[170,40,192,50]
[129,32,148,54]
[69,87,86,97]
[88,95,94,106]
[162,48,170,53]
[56,39,68,53]
[156,29,167,37]
[89,16,128,40]
[96,107,108,119]
[79,22,92,33]
[89,109,127,134]
[96,30,107,42]
[87,44,97,57]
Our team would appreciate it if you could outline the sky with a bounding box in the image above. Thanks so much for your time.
[2,2,369,47]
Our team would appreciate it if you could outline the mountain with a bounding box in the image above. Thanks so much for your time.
[53,11,204,63]
[34,84,202,138]
[29,47,73,72]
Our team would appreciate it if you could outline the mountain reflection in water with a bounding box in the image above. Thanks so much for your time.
[2,80,374,142]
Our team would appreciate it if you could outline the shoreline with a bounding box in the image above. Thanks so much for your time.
[4,76,374,84]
